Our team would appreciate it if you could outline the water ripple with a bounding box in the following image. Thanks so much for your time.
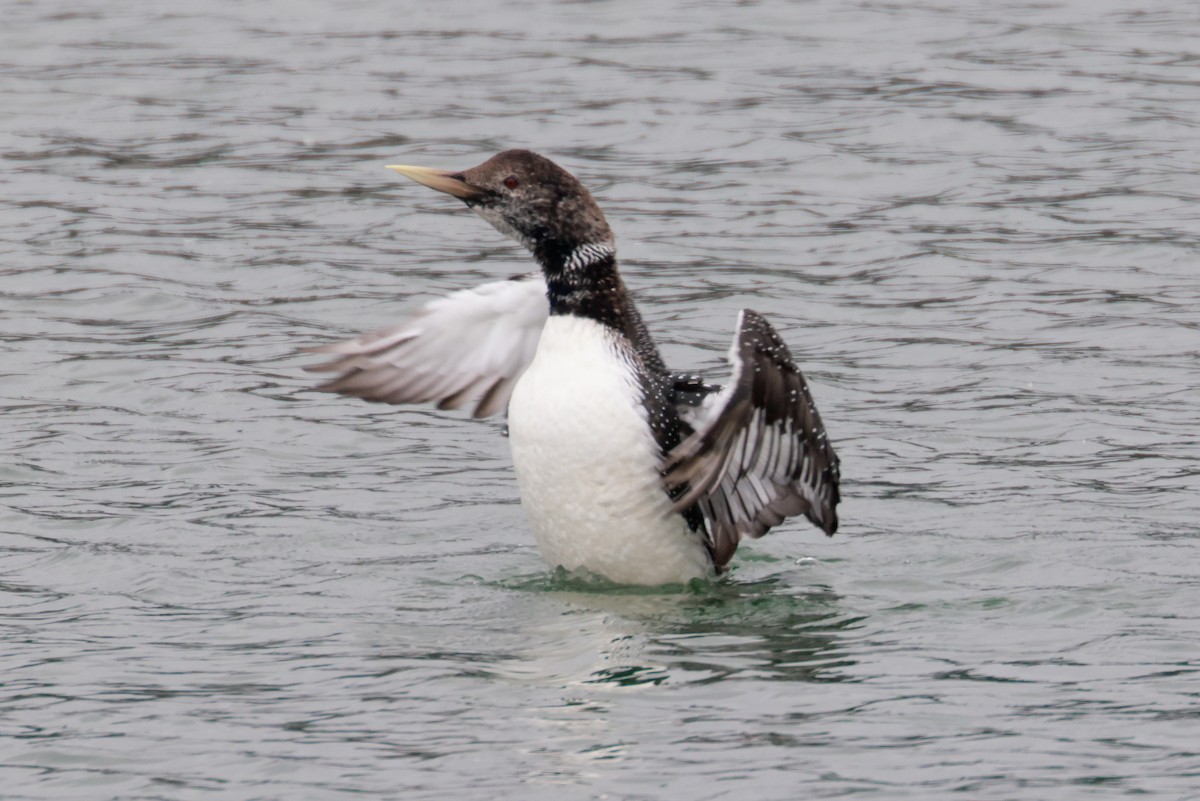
[3,0,1200,798]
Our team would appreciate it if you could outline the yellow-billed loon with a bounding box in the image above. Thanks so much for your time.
[307,149,840,585]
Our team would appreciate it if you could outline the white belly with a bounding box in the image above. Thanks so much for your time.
[507,316,713,585]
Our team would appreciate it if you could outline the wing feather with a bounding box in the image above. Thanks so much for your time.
[662,309,841,569]
[305,273,548,418]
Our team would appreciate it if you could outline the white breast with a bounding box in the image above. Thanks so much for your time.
[506,316,713,585]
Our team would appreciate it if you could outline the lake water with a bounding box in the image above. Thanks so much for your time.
[3,0,1199,798]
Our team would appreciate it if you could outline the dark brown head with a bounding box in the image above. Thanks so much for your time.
[387,150,614,271]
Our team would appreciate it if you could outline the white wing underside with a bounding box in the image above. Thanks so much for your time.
[306,273,549,418]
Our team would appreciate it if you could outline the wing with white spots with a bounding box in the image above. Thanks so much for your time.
[662,310,840,568]
[305,273,548,418]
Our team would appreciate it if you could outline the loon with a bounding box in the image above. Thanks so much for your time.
[307,150,840,586]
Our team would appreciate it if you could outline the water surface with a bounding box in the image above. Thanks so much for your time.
[3,0,1199,798]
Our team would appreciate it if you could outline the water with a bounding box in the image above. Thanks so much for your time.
[3,0,1199,797]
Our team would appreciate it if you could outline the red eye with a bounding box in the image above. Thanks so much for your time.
[503,176,519,190]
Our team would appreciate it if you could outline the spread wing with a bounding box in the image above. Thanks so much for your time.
[662,309,840,569]
[305,273,548,418]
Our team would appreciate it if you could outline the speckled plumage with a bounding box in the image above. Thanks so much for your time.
[308,149,841,585]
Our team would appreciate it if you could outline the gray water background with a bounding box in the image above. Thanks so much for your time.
[3,0,1199,798]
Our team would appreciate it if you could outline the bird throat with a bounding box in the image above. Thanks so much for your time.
[541,244,630,333]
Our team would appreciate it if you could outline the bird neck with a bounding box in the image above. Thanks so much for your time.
[539,243,669,375]
[541,242,622,324]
